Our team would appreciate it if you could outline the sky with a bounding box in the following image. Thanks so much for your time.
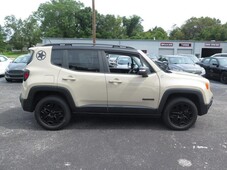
[0,0,227,32]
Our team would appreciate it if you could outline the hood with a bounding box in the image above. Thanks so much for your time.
[7,63,27,71]
[170,70,202,78]
[170,64,203,71]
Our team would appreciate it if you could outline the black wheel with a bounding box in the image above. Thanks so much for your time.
[162,98,198,130]
[35,96,71,130]
[220,72,227,84]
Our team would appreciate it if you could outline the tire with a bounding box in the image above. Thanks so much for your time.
[220,71,227,84]
[35,96,71,130]
[162,98,198,130]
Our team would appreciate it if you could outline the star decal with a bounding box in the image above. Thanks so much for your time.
[36,50,46,61]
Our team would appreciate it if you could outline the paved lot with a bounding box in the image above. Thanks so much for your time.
[0,77,227,170]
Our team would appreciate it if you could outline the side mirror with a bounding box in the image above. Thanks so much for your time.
[212,63,218,67]
[138,67,149,77]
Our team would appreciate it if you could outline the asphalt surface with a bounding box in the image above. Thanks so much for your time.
[0,77,227,170]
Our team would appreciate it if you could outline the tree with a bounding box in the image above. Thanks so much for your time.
[150,27,168,40]
[123,15,144,38]
[0,25,6,53]
[74,7,92,38]
[169,27,185,40]
[35,0,83,38]
[169,17,224,41]
[22,15,42,48]
[96,14,125,39]
[4,15,25,50]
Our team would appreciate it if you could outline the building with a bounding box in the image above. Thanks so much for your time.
[42,38,227,58]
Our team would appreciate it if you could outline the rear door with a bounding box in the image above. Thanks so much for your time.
[55,49,107,112]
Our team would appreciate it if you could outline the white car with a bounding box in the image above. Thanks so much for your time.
[0,55,12,76]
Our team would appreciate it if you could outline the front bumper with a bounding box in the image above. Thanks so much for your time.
[199,97,213,116]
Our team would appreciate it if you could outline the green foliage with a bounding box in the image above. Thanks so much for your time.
[35,0,83,38]
[169,17,227,41]
[96,14,125,39]
[4,15,25,50]
[0,25,6,53]
[123,15,144,38]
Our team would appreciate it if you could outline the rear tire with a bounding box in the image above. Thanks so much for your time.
[220,71,227,84]
[35,96,71,130]
[162,98,198,130]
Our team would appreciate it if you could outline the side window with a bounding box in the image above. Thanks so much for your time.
[67,50,100,72]
[0,56,7,62]
[105,51,152,74]
[203,58,210,64]
[210,58,218,66]
[51,50,63,67]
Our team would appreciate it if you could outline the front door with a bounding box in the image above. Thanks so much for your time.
[104,51,160,114]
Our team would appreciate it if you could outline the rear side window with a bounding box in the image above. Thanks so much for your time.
[51,49,100,72]
[51,50,63,67]
[67,50,99,72]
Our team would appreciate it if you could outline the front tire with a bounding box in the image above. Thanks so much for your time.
[162,98,198,130]
[220,71,227,84]
[35,96,71,130]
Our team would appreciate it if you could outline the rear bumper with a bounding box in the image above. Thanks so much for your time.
[19,93,33,112]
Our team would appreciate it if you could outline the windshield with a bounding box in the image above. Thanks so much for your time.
[219,58,227,66]
[169,57,194,64]
[13,54,31,63]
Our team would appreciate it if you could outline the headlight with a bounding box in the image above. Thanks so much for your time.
[201,68,206,75]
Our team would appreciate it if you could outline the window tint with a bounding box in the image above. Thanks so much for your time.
[51,50,63,67]
[67,50,100,72]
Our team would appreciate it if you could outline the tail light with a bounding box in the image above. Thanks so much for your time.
[23,69,30,81]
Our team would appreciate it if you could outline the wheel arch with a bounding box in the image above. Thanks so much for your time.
[158,89,205,116]
[25,86,76,112]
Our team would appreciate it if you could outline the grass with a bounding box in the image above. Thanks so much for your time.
[2,51,28,59]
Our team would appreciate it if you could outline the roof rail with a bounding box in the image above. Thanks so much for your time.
[43,43,135,49]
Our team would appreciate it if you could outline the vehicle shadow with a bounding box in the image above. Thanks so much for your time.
[69,114,167,130]
[0,107,167,131]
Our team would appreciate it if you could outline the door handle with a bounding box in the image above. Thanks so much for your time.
[108,79,122,84]
[62,76,76,81]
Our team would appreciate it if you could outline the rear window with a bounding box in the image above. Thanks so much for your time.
[51,49,100,72]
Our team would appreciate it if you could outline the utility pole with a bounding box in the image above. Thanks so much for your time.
[92,0,96,44]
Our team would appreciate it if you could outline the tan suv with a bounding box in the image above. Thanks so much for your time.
[20,44,213,130]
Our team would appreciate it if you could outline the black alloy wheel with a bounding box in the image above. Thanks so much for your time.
[163,98,198,130]
[35,96,71,130]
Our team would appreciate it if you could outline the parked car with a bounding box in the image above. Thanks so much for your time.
[20,43,213,130]
[0,55,12,76]
[5,54,31,82]
[210,53,227,58]
[107,54,118,67]
[116,55,132,68]
[198,57,227,84]
[177,54,200,63]
[159,55,205,76]
[147,53,159,61]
